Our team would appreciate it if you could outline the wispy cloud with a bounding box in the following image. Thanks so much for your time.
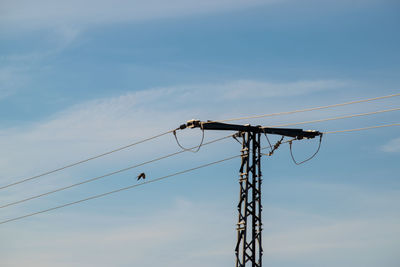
[265,218,400,264]
[0,78,347,142]
[262,185,400,266]
[0,80,397,265]
[1,190,399,267]
[0,0,383,34]
[0,66,30,100]
[0,0,280,33]
[0,79,347,201]
[219,80,350,99]
[381,137,400,153]
[0,198,233,267]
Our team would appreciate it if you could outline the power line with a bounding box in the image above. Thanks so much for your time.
[0,134,233,209]
[3,92,398,191]
[0,129,176,191]
[173,128,205,153]
[4,114,394,202]
[211,92,400,123]
[0,141,283,225]
[2,119,397,225]
[2,110,397,196]
[289,135,323,165]
[0,154,242,225]
[6,110,392,209]
[323,123,400,134]
[265,107,400,128]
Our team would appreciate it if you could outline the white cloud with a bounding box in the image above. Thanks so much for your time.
[0,87,398,266]
[1,193,399,267]
[0,0,280,33]
[0,78,347,172]
[381,137,400,153]
[220,79,349,99]
[0,79,348,208]
[0,0,384,34]
[0,66,31,100]
[0,198,234,267]
[264,218,400,267]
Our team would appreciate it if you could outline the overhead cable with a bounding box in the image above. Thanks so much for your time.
[1,121,398,220]
[3,92,398,190]
[7,120,398,225]
[0,154,242,225]
[173,128,205,153]
[0,134,233,209]
[323,123,400,134]
[265,107,400,128]
[0,129,176,191]
[289,134,323,165]
[0,141,288,225]
[211,92,400,123]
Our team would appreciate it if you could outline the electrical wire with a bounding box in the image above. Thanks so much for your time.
[3,92,398,190]
[10,123,391,225]
[0,154,242,225]
[0,141,289,225]
[323,123,400,134]
[173,128,205,153]
[287,122,400,164]
[261,136,285,157]
[0,129,176,191]
[261,129,273,154]
[264,108,400,128]
[1,117,398,222]
[208,92,400,123]
[0,134,233,209]
[289,134,323,165]
[232,133,243,145]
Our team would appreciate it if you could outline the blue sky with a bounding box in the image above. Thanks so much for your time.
[0,0,399,266]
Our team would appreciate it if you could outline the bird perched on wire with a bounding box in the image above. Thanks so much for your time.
[137,172,146,181]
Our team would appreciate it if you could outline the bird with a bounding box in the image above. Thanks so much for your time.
[137,172,146,181]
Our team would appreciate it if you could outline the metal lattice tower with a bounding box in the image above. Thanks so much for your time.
[181,119,321,267]
[235,131,262,267]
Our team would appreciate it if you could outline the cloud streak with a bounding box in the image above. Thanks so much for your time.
[0,78,348,207]
[0,0,279,33]
[0,78,347,154]
[0,198,234,267]
[0,79,398,266]
[2,192,399,267]
[0,66,30,101]
[381,137,400,153]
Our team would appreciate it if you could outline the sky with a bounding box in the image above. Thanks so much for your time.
[0,0,399,266]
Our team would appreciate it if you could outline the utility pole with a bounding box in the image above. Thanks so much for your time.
[181,120,322,267]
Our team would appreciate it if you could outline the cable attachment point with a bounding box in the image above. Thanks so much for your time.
[298,130,322,140]
[262,136,284,156]
[232,132,243,145]
[178,124,187,130]
[268,136,285,156]
[175,119,201,131]
[186,119,201,128]
[262,128,284,156]
[173,119,205,153]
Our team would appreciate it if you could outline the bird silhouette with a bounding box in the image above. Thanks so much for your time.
[137,172,146,181]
